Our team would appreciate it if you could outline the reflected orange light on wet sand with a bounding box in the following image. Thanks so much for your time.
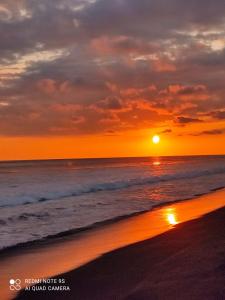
[164,208,178,225]
[0,189,225,300]
[166,212,178,225]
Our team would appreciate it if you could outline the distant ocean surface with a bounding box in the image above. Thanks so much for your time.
[0,155,225,250]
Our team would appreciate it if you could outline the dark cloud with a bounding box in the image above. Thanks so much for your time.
[197,128,225,135]
[0,0,225,136]
[176,85,206,95]
[96,96,123,110]
[159,129,172,134]
[176,116,204,124]
[78,0,225,39]
[209,110,225,120]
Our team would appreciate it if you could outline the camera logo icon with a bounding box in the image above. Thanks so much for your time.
[9,279,21,291]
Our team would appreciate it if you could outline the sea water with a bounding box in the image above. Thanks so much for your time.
[0,155,225,249]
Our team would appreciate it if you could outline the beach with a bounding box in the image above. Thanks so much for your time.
[1,0,225,298]
[0,188,224,300]
[16,205,225,300]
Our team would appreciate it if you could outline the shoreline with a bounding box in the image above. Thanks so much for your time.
[1,185,224,256]
[17,206,225,300]
[1,188,225,300]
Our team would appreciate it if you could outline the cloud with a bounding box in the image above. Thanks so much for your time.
[95,96,123,110]
[196,128,225,135]
[159,129,172,134]
[176,116,204,124]
[0,0,225,136]
[169,85,206,95]
[209,110,225,120]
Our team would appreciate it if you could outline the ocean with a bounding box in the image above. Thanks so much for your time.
[0,155,225,250]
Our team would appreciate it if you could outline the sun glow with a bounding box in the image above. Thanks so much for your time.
[211,39,225,51]
[152,135,160,144]
[153,161,161,166]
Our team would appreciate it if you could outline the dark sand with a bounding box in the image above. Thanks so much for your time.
[17,207,225,300]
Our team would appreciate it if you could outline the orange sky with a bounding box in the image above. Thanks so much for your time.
[0,127,224,161]
[0,0,225,160]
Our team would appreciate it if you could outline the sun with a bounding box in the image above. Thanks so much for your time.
[152,135,160,144]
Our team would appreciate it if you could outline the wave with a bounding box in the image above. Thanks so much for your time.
[36,166,225,200]
[1,185,225,252]
[1,165,224,207]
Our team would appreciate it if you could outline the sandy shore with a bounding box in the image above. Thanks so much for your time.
[16,205,225,300]
[0,188,224,300]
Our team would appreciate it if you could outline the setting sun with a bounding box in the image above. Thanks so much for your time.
[152,135,160,144]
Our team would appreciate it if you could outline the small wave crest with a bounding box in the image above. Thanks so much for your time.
[14,165,225,206]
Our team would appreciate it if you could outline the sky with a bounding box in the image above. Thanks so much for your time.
[0,0,225,160]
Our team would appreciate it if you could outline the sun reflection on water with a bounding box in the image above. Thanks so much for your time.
[153,161,161,166]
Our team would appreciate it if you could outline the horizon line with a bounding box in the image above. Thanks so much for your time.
[1,153,225,163]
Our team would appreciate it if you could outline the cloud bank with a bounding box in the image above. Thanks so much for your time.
[0,0,225,136]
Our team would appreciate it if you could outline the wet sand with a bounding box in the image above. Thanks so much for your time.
[0,189,225,300]
[17,206,225,300]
